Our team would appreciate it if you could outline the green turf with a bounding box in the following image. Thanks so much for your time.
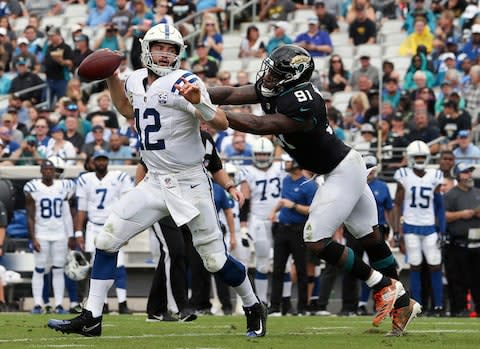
[0,313,479,349]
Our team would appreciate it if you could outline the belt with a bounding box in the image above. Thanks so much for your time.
[88,220,104,226]
[278,222,305,228]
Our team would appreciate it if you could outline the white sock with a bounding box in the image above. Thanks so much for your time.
[86,279,115,318]
[365,270,383,289]
[52,268,65,307]
[254,278,268,304]
[116,288,127,303]
[282,280,292,298]
[234,277,258,308]
[32,270,44,306]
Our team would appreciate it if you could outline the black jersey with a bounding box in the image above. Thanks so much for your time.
[255,81,351,174]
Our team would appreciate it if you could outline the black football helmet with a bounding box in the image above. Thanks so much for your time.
[257,44,314,97]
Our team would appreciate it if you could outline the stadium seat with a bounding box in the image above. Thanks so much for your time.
[332,45,355,60]
[41,16,65,29]
[239,21,270,37]
[63,3,88,17]
[221,59,242,74]
[12,16,29,33]
[355,44,382,58]
[330,32,350,46]
[313,56,329,72]
[383,44,402,57]
[379,19,404,35]
[222,33,243,48]
[293,9,316,22]
[223,46,240,60]
[332,91,353,106]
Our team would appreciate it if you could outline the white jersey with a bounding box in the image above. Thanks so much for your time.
[24,179,76,240]
[76,171,133,225]
[125,68,210,174]
[239,162,284,219]
[394,167,443,227]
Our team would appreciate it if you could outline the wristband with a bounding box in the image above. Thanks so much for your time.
[194,97,216,121]
[74,231,83,238]
[292,203,297,211]
[225,182,236,192]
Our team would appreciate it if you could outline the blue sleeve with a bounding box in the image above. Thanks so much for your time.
[383,183,394,210]
[434,192,446,234]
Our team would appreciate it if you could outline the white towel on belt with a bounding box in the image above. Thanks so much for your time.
[158,174,200,226]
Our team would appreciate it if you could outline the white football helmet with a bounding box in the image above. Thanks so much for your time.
[224,162,239,184]
[140,23,185,76]
[47,156,66,177]
[406,140,430,170]
[64,251,90,281]
[252,137,275,169]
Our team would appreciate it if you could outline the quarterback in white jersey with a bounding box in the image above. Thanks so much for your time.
[48,24,266,338]
[239,137,284,304]
[25,159,76,314]
[393,140,446,314]
[75,150,133,314]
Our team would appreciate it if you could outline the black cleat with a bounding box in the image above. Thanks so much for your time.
[118,301,133,314]
[48,309,102,337]
[146,312,178,322]
[102,303,110,315]
[243,302,267,337]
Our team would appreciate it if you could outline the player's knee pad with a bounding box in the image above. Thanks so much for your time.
[256,256,270,274]
[201,251,228,273]
[214,255,246,287]
[95,230,123,253]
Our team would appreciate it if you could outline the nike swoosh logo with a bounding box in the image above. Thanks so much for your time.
[254,321,263,336]
[82,322,100,333]
[300,107,311,112]
[190,184,200,189]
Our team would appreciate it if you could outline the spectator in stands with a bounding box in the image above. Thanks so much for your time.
[9,58,44,105]
[22,25,44,66]
[382,61,400,85]
[170,0,196,46]
[12,37,37,72]
[86,0,116,28]
[94,23,126,51]
[0,125,19,158]
[190,43,219,79]
[107,132,133,165]
[58,101,92,138]
[86,92,119,130]
[353,122,376,155]
[66,78,89,114]
[9,134,44,165]
[463,65,480,121]
[453,130,480,164]
[326,54,351,93]
[0,93,27,127]
[128,0,155,70]
[118,117,139,156]
[234,71,252,87]
[314,1,339,33]
[294,17,333,58]
[2,112,24,144]
[407,108,441,154]
[24,0,62,17]
[0,63,10,95]
[382,77,402,109]
[111,0,134,37]
[460,24,480,61]
[435,81,463,115]
[438,150,456,178]
[445,0,468,18]
[30,116,50,151]
[348,4,376,46]
[0,27,13,72]
[43,27,74,109]
[72,35,93,79]
[78,125,110,165]
[399,16,434,56]
[63,115,84,155]
[117,54,132,82]
[402,0,436,34]
[438,99,472,142]
[349,91,370,128]
[346,0,376,23]
[434,9,461,46]
[222,132,253,166]
[217,71,232,86]
[239,25,266,60]
[259,0,298,21]
[411,86,437,117]
[458,56,473,88]
[403,56,435,92]
[154,0,173,26]
[350,54,379,90]
[85,115,112,143]
[199,13,223,63]
[0,0,23,18]
[45,126,76,165]
[266,21,292,55]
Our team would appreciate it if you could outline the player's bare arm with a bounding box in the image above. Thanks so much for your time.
[106,73,134,119]
[176,77,228,130]
[25,193,40,252]
[208,85,259,105]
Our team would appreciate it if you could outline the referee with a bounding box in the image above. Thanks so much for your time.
[268,155,317,315]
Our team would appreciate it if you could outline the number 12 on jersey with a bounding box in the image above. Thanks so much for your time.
[135,108,165,150]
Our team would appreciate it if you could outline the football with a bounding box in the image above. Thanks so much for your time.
[78,49,123,81]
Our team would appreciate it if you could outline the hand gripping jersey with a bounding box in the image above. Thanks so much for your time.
[76,171,133,225]
[125,68,210,174]
[394,167,443,232]
[255,81,351,174]
[24,179,76,240]
[239,161,284,219]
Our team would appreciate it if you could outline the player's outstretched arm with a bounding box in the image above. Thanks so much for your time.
[208,85,259,106]
[106,73,134,119]
[176,78,228,130]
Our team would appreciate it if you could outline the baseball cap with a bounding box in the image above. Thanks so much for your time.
[458,129,470,138]
[364,154,377,168]
[7,106,17,113]
[308,17,318,25]
[47,26,61,36]
[17,37,28,45]
[314,0,325,6]
[92,150,109,160]
[92,124,104,132]
[360,123,376,134]
[51,125,64,133]
[0,28,6,36]
[441,52,456,61]
[273,21,289,32]
[462,5,479,19]
[74,34,88,43]
[71,24,82,33]
[15,57,27,66]
[41,159,55,168]
[454,162,475,176]
[472,24,480,34]
[443,100,457,108]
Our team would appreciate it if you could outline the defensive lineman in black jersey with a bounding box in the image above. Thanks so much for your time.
[186,45,420,336]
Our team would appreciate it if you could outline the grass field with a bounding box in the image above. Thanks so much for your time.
[0,313,479,349]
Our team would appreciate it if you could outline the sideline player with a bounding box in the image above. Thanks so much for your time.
[25,160,76,314]
[48,24,266,337]
[199,44,421,336]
